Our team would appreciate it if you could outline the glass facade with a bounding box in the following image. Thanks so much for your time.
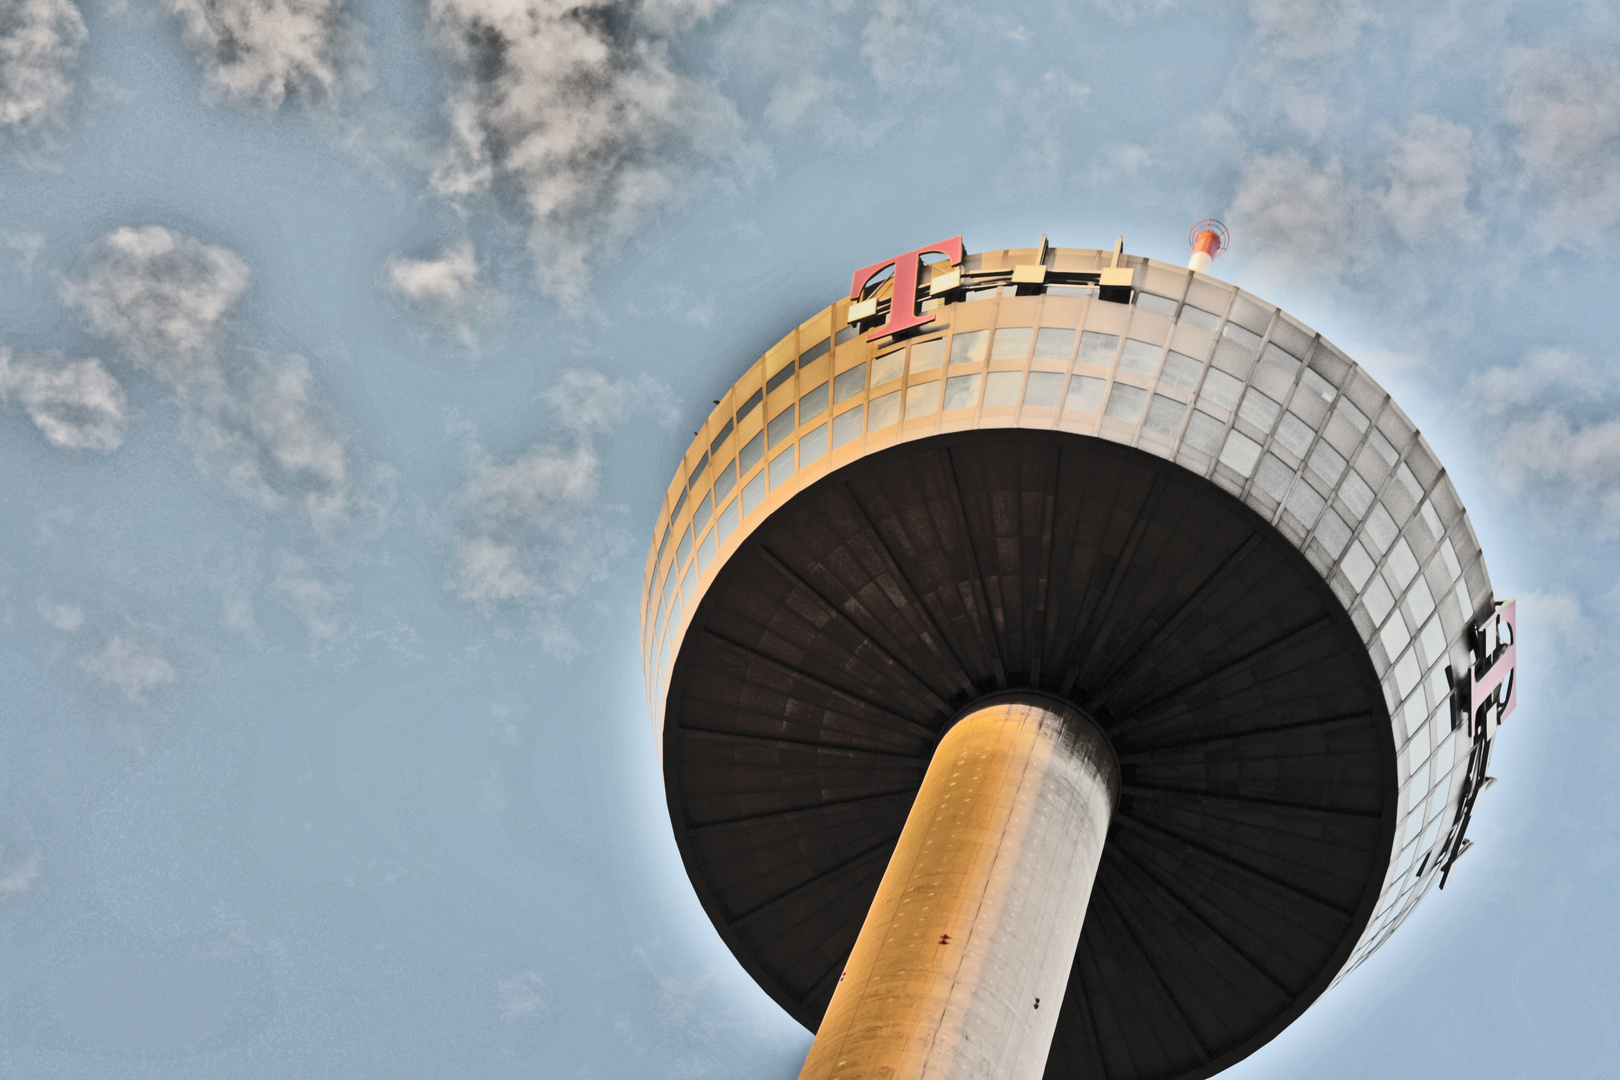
[640,243,1494,981]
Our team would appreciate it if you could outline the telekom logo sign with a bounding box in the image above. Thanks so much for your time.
[849,235,964,341]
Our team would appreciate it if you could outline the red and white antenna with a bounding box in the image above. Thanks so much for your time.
[1188,219,1229,274]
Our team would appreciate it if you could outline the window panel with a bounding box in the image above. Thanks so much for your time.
[1301,367,1335,401]
[717,498,739,542]
[1181,305,1220,329]
[1065,375,1107,413]
[766,360,795,394]
[868,390,901,430]
[833,363,867,404]
[1105,383,1148,422]
[1339,469,1375,517]
[1024,371,1064,407]
[799,423,828,466]
[833,405,864,447]
[1033,327,1076,361]
[799,382,829,423]
[1144,394,1185,436]
[1238,388,1281,431]
[985,371,1023,407]
[1119,338,1161,375]
[1308,441,1348,485]
[692,491,713,533]
[767,405,796,447]
[1219,428,1262,476]
[1255,453,1293,499]
[697,528,717,572]
[1198,368,1243,410]
[990,326,1033,360]
[1078,331,1120,367]
[1222,322,1262,352]
[948,330,987,366]
[944,374,981,411]
[910,338,946,371]
[1183,409,1224,452]
[905,381,942,418]
[1161,350,1203,391]
[713,457,737,501]
[769,445,795,490]
[1285,477,1325,525]
[871,351,906,388]
[1275,412,1314,457]
[741,470,766,515]
[1262,342,1300,375]
[739,431,765,475]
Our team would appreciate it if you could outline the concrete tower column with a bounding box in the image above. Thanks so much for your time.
[797,694,1119,1080]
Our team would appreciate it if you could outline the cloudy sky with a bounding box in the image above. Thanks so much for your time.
[0,1,1614,1076]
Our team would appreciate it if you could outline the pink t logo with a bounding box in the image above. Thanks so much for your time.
[850,236,964,341]
[1470,599,1517,735]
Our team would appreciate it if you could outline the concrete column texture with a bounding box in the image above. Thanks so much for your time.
[797,694,1120,1080]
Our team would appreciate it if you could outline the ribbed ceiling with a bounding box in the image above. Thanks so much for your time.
[663,431,1396,1080]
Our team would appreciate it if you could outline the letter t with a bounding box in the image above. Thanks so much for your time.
[849,236,964,341]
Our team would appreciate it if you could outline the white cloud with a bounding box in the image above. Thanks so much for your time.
[0,841,40,897]
[498,970,549,1020]
[861,0,954,93]
[1227,116,1476,283]
[1517,588,1596,670]
[273,551,340,639]
[60,225,249,384]
[81,635,175,702]
[182,350,387,539]
[382,239,503,348]
[1501,47,1620,247]
[1466,346,1610,415]
[1467,348,1620,527]
[1247,0,1370,59]
[4,230,45,279]
[64,226,387,538]
[0,348,128,452]
[0,0,86,143]
[448,369,673,656]
[1381,114,1476,243]
[164,0,359,109]
[1228,151,1366,281]
[425,0,747,302]
[37,597,83,631]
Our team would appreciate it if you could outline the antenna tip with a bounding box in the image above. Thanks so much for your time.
[1188,219,1229,257]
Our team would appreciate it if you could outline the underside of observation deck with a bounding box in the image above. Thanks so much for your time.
[661,430,1398,1080]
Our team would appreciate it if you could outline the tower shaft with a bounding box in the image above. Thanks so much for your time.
[797,696,1117,1080]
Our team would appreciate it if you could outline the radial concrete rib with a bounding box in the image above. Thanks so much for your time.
[941,446,1010,686]
[1057,476,1170,698]
[729,838,903,928]
[1113,709,1375,761]
[697,628,938,732]
[1120,783,1384,819]
[1100,615,1335,732]
[1106,837,1292,995]
[1084,534,1263,713]
[1113,813,1358,916]
[687,788,920,833]
[1092,884,1211,1061]
[756,545,955,711]
[677,725,934,759]
[840,486,980,695]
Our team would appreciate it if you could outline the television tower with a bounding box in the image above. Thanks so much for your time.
[640,230,1517,1080]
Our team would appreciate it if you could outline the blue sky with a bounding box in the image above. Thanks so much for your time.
[0,1,1614,1077]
